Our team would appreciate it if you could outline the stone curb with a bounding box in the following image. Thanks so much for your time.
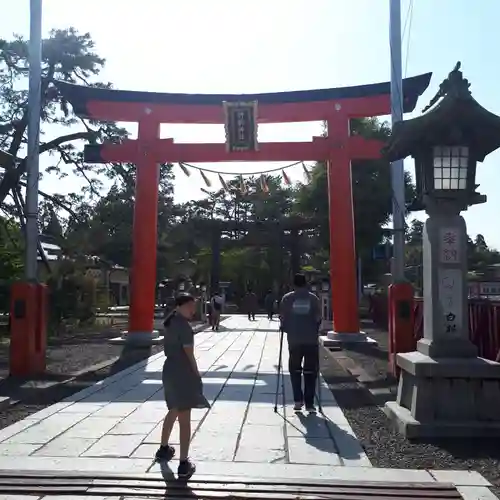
[322,346,397,406]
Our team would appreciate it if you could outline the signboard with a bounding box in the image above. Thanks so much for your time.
[438,267,463,337]
[439,227,460,264]
[223,101,258,152]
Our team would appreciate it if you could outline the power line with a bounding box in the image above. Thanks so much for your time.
[404,0,414,78]
[389,0,415,119]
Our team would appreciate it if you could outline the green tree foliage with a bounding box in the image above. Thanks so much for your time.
[0,217,23,311]
[0,28,175,243]
[468,233,500,274]
[404,219,424,291]
[0,216,22,280]
[169,176,294,296]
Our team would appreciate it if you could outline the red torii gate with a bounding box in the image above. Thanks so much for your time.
[56,74,431,341]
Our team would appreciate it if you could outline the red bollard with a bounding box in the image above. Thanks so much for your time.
[9,281,48,377]
[388,282,415,377]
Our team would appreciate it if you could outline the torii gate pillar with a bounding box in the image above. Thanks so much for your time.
[125,119,161,342]
[326,113,360,336]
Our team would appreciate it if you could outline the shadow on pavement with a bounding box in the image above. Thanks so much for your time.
[296,411,363,460]
[0,342,154,408]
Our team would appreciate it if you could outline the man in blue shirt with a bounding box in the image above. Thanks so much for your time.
[280,273,321,412]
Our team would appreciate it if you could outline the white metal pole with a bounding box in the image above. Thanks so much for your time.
[25,0,43,281]
[389,0,406,282]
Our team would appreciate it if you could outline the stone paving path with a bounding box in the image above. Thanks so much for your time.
[0,316,369,473]
[0,316,495,500]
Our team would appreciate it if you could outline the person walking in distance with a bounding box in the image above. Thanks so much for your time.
[264,290,275,320]
[155,293,210,480]
[243,289,258,321]
[280,273,321,412]
[210,291,224,331]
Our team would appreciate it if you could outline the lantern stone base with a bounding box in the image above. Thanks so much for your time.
[319,331,377,349]
[109,330,163,346]
[385,351,500,438]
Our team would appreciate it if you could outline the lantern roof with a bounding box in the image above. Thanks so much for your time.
[385,62,500,162]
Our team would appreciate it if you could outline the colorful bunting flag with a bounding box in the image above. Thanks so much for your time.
[260,174,269,193]
[179,162,191,177]
[218,174,229,192]
[184,160,308,195]
[200,170,212,187]
[239,175,247,194]
[302,162,311,181]
[282,169,291,185]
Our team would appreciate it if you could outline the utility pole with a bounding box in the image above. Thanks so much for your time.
[25,0,43,281]
[389,0,406,282]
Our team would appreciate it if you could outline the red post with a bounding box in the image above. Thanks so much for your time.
[10,282,47,377]
[128,119,160,334]
[388,282,415,376]
[326,115,360,334]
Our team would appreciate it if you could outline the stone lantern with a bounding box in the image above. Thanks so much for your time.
[383,62,500,437]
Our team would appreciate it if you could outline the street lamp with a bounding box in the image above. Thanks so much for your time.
[383,62,500,438]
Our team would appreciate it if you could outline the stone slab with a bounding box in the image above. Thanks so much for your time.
[148,460,436,482]
[108,421,157,436]
[61,417,122,440]
[0,443,41,456]
[320,333,377,348]
[235,444,287,463]
[3,414,88,445]
[92,403,141,418]
[385,400,500,438]
[286,417,331,438]
[81,434,145,458]
[397,351,500,378]
[288,436,341,465]
[0,456,150,473]
[34,437,96,457]
[456,486,499,500]
[143,422,180,444]
[109,335,163,346]
[429,470,491,487]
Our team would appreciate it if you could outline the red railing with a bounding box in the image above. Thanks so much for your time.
[369,294,500,362]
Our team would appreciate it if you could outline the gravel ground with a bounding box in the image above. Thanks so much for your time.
[0,323,128,381]
[319,333,500,497]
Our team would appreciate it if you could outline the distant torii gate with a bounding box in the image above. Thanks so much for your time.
[57,74,431,341]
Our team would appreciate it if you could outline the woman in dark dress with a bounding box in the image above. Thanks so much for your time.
[155,293,210,480]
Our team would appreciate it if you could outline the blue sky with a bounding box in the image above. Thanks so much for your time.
[1,0,499,248]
